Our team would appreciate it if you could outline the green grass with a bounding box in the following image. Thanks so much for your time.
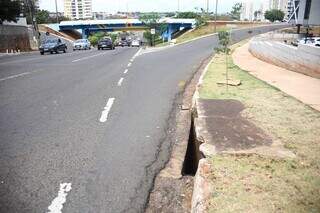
[200,46,320,213]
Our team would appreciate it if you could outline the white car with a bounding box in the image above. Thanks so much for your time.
[313,37,320,47]
[131,40,140,47]
[73,39,91,50]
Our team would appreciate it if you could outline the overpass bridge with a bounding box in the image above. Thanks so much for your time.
[58,18,195,41]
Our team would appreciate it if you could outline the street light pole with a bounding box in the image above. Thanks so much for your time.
[55,0,59,23]
[214,0,218,33]
[206,0,209,15]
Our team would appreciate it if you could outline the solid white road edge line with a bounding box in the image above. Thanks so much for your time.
[0,72,31,82]
[99,98,115,123]
[117,77,124,86]
[72,52,107,62]
[47,183,72,213]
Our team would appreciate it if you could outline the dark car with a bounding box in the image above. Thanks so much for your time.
[39,38,67,55]
[98,39,115,50]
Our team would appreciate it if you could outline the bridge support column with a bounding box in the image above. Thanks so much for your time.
[82,29,88,39]
[167,25,173,42]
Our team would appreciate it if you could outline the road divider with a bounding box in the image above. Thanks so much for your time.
[99,98,115,123]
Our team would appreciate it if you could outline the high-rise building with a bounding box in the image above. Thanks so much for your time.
[64,0,92,20]
[286,0,300,20]
[269,0,288,12]
[240,0,254,21]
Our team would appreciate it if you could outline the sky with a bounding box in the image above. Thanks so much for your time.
[38,0,262,14]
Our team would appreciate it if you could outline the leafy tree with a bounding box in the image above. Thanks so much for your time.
[165,12,176,17]
[139,13,166,46]
[176,12,199,19]
[229,2,242,20]
[21,0,39,24]
[0,0,21,24]
[36,10,50,24]
[88,32,118,46]
[139,12,161,28]
[264,9,285,22]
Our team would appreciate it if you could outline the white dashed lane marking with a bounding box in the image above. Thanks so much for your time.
[0,72,31,82]
[47,183,72,213]
[124,69,128,74]
[99,98,115,123]
[127,62,132,67]
[117,77,124,86]
[72,52,108,62]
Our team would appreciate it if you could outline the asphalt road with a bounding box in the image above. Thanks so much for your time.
[0,24,288,213]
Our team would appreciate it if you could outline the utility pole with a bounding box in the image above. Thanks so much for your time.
[55,0,59,23]
[177,0,180,12]
[214,0,218,32]
[206,0,209,15]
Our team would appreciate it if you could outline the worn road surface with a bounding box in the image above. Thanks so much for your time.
[0,24,287,213]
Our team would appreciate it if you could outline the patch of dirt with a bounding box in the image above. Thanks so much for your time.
[146,176,194,213]
[199,99,272,152]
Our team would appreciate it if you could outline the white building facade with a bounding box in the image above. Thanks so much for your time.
[240,0,254,21]
[64,0,92,20]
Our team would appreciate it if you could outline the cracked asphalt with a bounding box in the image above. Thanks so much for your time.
[0,24,288,213]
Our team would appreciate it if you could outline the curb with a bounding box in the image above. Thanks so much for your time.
[190,56,216,213]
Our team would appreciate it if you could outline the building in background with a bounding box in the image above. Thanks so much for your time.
[64,0,92,20]
[269,0,288,12]
[240,0,254,21]
[286,0,300,21]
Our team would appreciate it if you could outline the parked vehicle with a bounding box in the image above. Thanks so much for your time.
[39,39,67,55]
[97,38,115,50]
[73,39,91,50]
[131,40,140,47]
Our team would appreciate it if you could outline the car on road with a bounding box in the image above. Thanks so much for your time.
[131,40,140,47]
[118,40,129,47]
[73,39,91,50]
[39,39,67,55]
[98,38,115,50]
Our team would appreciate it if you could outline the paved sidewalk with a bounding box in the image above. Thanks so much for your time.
[232,42,320,111]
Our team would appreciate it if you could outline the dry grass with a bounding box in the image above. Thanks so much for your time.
[199,46,320,212]
[176,24,229,44]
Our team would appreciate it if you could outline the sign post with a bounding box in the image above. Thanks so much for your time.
[150,28,155,46]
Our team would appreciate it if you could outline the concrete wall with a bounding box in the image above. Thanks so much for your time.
[249,37,320,78]
[0,25,31,52]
